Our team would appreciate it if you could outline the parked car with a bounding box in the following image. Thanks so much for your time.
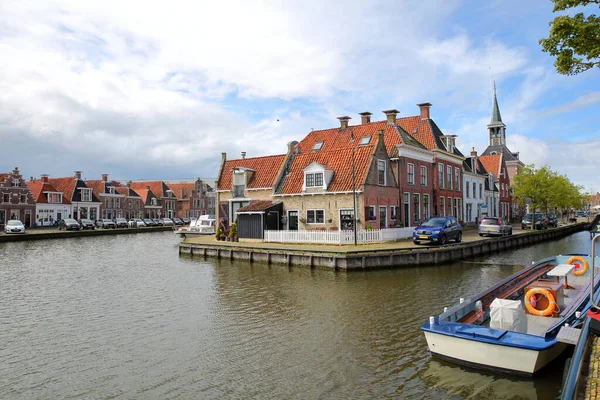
[59,218,81,231]
[182,217,191,225]
[4,220,25,234]
[79,219,96,230]
[478,217,512,237]
[521,213,547,230]
[96,219,116,229]
[129,218,145,227]
[161,218,174,226]
[115,218,129,228]
[576,210,587,218]
[152,218,163,226]
[173,218,184,225]
[413,216,462,245]
[143,218,155,226]
[546,214,558,228]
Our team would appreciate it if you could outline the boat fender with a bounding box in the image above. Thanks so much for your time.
[567,256,588,276]
[524,288,556,317]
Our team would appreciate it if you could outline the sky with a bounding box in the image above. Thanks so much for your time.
[1,0,599,193]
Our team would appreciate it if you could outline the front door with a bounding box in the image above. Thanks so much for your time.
[25,211,31,227]
[288,211,298,231]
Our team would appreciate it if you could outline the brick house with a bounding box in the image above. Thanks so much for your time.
[395,104,465,221]
[273,129,399,232]
[462,149,488,224]
[0,167,36,227]
[27,174,72,226]
[130,181,175,218]
[48,171,101,221]
[117,182,144,220]
[85,174,126,220]
[167,179,214,219]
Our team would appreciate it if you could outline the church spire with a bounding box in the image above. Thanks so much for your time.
[489,82,503,126]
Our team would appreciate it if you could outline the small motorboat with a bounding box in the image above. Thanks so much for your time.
[422,234,600,376]
[560,234,600,399]
[174,215,215,239]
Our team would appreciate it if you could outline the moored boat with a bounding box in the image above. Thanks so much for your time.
[174,215,215,239]
[422,245,600,376]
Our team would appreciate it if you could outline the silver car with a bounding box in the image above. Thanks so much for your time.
[478,217,512,237]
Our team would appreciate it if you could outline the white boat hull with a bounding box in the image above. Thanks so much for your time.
[424,330,567,375]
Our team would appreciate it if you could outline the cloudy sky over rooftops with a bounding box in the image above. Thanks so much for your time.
[1,0,599,192]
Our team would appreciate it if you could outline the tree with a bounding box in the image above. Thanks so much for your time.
[539,0,600,75]
[512,164,585,225]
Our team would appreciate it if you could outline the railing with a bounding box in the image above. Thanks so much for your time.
[263,227,414,244]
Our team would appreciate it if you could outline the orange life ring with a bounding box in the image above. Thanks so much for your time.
[524,288,556,317]
[567,256,588,276]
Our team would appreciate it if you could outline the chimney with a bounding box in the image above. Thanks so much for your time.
[127,180,132,189]
[287,140,298,154]
[221,152,227,164]
[470,147,477,157]
[241,151,246,159]
[30,176,33,181]
[359,112,372,125]
[74,171,82,179]
[337,116,351,129]
[102,174,108,182]
[382,109,399,125]
[41,174,49,183]
[417,103,432,119]
[180,188,184,198]
[146,185,150,191]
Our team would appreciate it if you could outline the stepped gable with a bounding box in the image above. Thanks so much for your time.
[217,154,286,191]
[276,145,375,194]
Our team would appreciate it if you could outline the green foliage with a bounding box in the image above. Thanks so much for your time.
[539,0,600,75]
[512,164,585,214]
[365,224,373,230]
[228,222,237,238]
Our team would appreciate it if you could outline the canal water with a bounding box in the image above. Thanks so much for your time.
[0,232,595,399]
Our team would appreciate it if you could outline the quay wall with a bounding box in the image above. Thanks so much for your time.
[179,224,586,271]
[0,226,173,242]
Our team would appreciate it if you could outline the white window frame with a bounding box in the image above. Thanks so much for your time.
[359,136,371,145]
[438,163,444,189]
[306,209,325,224]
[420,165,427,186]
[447,166,453,190]
[440,197,445,217]
[413,193,420,222]
[407,163,415,185]
[312,141,324,151]
[423,194,430,219]
[305,172,324,188]
[455,168,460,191]
[81,188,92,202]
[377,160,386,185]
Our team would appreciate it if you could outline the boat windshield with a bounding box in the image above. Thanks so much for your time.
[421,218,446,227]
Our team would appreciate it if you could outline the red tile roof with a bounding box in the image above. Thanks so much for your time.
[47,177,78,200]
[0,173,8,183]
[396,116,438,150]
[277,145,375,194]
[217,154,286,191]
[130,181,165,198]
[479,154,501,177]
[237,200,279,212]
[84,180,106,197]
[28,179,72,204]
[297,121,404,155]
[166,183,194,200]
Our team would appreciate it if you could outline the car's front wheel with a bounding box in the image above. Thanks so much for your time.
[413,240,420,245]
[439,235,447,245]
[456,232,462,243]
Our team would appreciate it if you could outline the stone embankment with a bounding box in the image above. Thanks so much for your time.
[179,223,587,270]
[0,226,173,242]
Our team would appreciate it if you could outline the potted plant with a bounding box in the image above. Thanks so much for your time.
[215,227,223,240]
[228,222,237,241]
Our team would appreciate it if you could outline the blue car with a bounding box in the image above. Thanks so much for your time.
[412,216,462,245]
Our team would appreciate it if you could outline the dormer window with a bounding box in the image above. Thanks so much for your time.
[359,136,371,145]
[312,141,324,151]
[151,198,158,206]
[232,169,246,198]
[306,173,323,187]
[108,187,115,194]
[80,188,92,202]
[47,193,62,203]
[12,178,19,187]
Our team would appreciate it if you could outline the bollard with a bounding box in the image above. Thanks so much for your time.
[429,316,435,327]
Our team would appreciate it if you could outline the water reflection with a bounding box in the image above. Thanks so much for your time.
[0,231,594,398]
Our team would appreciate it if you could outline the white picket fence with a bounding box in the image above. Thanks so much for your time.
[263,227,414,245]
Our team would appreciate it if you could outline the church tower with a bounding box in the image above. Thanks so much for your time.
[487,83,506,146]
